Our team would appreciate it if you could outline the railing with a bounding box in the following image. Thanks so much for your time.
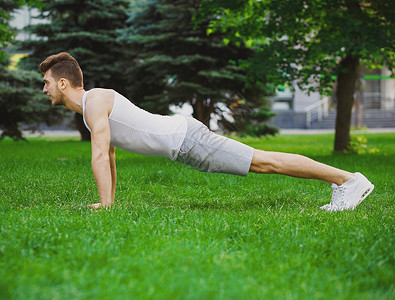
[304,97,330,128]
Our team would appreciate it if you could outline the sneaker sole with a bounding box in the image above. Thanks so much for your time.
[350,183,374,210]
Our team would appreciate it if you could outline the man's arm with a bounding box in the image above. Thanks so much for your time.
[109,145,117,203]
[85,93,114,207]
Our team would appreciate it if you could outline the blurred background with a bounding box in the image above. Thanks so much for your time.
[2,0,394,151]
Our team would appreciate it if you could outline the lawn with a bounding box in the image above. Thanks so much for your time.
[0,133,394,299]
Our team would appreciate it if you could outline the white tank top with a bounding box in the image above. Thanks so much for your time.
[82,90,187,160]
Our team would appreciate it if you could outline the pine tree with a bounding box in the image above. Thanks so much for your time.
[19,0,130,140]
[118,0,275,133]
[0,59,69,139]
[1,1,68,140]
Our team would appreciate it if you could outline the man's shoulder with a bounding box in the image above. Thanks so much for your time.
[85,88,115,116]
[87,88,115,100]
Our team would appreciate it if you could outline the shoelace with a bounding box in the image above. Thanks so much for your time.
[329,184,347,210]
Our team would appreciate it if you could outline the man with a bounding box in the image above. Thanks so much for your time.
[40,52,374,212]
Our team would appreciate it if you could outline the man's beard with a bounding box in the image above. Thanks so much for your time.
[51,87,65,106]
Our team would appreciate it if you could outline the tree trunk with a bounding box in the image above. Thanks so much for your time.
[355,77,363,128]
[334,55,359,152]
[74,113,91,141]
[192,99,214,128]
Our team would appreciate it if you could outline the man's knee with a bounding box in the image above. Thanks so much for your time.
[249,150,279,174]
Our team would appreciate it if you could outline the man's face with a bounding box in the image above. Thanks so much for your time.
[42,70,65,106]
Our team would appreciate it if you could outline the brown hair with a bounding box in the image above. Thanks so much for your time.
[39,52,83,88]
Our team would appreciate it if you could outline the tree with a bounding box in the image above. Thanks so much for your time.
[0,0,43,62]
[118,0,276,134]
[0,59,69,139]
[203,0,395,151]
[0,0,68,140]
[19,0,131,140]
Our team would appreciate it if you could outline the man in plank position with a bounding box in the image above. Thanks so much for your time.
[40,52,374,212]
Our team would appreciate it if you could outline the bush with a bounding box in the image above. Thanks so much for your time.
[347,135,380,155]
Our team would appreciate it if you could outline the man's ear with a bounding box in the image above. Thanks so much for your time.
[58,78,68,90]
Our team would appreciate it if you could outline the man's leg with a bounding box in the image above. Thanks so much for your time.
[177,119,373,211]
[249,150,353,185]
[249,150,374,211]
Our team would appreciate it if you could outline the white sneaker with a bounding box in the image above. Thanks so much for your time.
[320,172,374,212]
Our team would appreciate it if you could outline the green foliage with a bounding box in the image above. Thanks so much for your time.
[0,0,67,140]
[346,135,380,155]
[0,133,394,299]
[0,63,70,139]
[118,0,275,133]
[217,95,278,137]
[19,0,130,94]
[245,122,279,137]
[203,0,395,94]
[16,0,131,140]
[202,0,395,150]
[0,0,43,61]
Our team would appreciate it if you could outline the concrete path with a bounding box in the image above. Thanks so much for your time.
[280,128,395,135]
[23,130,80,137]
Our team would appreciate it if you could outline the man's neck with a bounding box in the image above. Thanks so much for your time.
[64,88,86,114]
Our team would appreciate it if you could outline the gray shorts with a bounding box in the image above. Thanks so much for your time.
[175,117,254,176]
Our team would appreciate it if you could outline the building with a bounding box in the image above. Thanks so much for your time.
[269,66,395,129]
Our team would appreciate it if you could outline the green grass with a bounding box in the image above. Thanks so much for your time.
[0,133,394,299]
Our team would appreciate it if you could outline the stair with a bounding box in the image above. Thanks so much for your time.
[309,110,395,129]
